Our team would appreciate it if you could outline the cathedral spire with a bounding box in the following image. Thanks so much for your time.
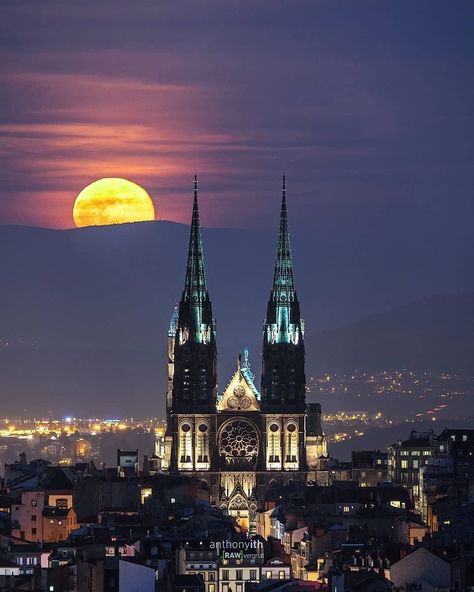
[171,175,217,416]
[176,174,215,345]
[272,174,295,296]
[261,176,305,413]
[184,174,207,300]
[265,175,300,345]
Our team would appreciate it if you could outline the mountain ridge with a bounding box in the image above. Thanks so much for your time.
[307,292,474,374]
[0,222,473,415]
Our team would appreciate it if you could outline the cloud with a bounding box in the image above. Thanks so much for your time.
[0,1,473,229]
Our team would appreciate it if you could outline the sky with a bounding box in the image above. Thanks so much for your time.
[0,1,473,417]
[1,0,473,231]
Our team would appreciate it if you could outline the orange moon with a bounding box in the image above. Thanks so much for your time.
[73,178,155,228]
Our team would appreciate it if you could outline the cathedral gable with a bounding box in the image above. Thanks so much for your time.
[217,359,260,412]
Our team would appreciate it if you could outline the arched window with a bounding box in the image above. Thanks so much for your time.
[196,423,209,464]
[179,423,193,465]
[268,423,280,463]
[285,423,298,464]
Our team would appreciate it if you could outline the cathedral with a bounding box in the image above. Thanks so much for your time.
[163,175,327,533]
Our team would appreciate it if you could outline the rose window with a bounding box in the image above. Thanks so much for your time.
[219,419,259,461]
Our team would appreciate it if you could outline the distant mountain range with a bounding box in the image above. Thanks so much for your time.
[307,293,474,374]
[0,222,473,416]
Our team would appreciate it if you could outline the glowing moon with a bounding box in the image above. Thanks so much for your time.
[73,178,155,228]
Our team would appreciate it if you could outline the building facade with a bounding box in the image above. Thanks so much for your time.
[388,428,474,511]
[164,176,327,533]
[11,490,78,543]
[388,430,435,503]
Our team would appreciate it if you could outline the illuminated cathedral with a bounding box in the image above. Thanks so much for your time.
[163,175,327,533]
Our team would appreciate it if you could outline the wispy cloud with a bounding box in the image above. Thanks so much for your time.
[0,2,472,229]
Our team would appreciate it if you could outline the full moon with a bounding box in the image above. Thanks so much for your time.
[73,178,155,228]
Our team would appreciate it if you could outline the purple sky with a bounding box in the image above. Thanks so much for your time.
[0,1,473,230]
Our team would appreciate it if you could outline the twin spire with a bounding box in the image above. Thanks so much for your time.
[180,174,298,344]
[264,175,302,346]
[183,174,207,302]
[183,173,294,301]
[272,174,295,299]
[174,174,303,413]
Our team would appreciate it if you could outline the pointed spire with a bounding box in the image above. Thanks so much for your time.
[184,174,207,300]
[243,347,250,369]
[261,176,305,411]
[272,174,294,294]
[168,305,179,337]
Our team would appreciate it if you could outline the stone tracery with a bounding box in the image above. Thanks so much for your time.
[219,419,259,463]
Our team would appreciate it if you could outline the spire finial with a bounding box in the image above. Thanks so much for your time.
[193,174,198,202]
[243,347,249,368]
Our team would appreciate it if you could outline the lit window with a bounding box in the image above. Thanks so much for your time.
[401,460,408,469]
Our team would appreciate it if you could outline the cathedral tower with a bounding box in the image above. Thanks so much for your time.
[172,175,217,413]
[166,176,217,472]
[259,176,308,476]
[164,175,327,530]
[261,175,306,414]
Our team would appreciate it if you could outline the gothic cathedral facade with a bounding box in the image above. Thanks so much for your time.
[163,176,327,533]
